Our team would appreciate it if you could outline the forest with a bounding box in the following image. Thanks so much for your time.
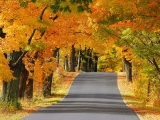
[0,0,160,119]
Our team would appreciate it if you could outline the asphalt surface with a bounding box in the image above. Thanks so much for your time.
[23,72,139,120]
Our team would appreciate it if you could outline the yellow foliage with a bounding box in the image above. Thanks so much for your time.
[0,51,15,82]
[34,60,43,83]
[121,47,133,62]
[42,60,57,77]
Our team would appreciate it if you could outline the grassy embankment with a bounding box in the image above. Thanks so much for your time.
[0,72,78,120]
[117,72,160,120]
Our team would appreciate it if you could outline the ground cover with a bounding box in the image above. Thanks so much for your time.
[117,72,160,120]
[0,72,78,120]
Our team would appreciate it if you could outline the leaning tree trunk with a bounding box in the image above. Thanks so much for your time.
[70,45,76,72]
[124,57,132,82]
[7,51,23,107]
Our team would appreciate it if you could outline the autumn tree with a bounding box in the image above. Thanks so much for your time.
[89,0,160,103]
[0,0,93,108]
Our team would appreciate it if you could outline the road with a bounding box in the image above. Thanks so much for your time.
[23,72,139,120]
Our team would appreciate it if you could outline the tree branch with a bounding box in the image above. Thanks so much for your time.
[12,6,49,67]
[12,51,28,67]
[28,29,36,45]
[152,58,160,73]
[40,6,48,20]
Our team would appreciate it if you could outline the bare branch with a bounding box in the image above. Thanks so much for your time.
[40,6,48,20]
[28,29,36,45]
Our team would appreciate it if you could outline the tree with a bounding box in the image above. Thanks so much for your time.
[0,0,93,107]
[89,0,160,103]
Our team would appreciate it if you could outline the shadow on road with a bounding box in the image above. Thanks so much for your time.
[23,73,139,120]
[36,93,135,115]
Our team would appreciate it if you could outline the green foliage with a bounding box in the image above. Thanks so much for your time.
[25,42,47,52]
[70,0,92,5]
[77,5,85,12]
[98,47,123,72]
[93,24,117,41]
[50,0,61,13]
[50,0,92,13]
[116,28,160,72]
[133,31,160,59]
[37,19,51,26]
[63,5,71,12]
[37,27,47,34]
[108,14,123,25]
[50,0,71,13]
[19,0,29,8]
[31,0,37,3]
[25,45,32,51]
[115,28,135,46]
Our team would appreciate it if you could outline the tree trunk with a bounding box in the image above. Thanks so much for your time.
[56,48,60,67]
[124,57,132,82]
[86,48,90,72]
[64,55,69,71]
[53,48,60,67]
[88,49,93,72]
[7,51,23,107]
[82,48,88,72]
[42,48,59,97]
[93,54,98,72]
[25,78,33,99]
[19,64,29,99]
[81,51,85,71]
[43,73,53,97]
[70,45,75,72]
[2,54,8,101]
[89,57,93,72]
[77,49,81,71]
[2,81,7,101]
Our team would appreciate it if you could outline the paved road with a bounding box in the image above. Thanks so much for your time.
[23,72,139,120]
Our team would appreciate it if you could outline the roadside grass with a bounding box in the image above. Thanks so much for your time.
[0,72,78,120]
[117,72,160,120]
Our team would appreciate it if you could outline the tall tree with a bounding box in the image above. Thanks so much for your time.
[0,0,93,106]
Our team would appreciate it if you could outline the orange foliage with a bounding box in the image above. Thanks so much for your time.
[0,0,95,83]
[109,21,133,29]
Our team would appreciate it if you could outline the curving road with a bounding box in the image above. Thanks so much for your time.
[23,72,139,120]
